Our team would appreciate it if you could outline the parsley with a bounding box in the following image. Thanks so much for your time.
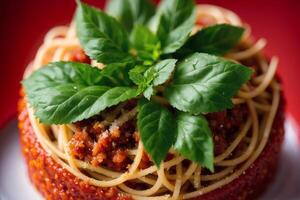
[23,0,253,171]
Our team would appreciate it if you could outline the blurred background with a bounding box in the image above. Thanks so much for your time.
[0,0,299,128]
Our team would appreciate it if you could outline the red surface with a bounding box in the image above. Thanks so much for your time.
[0,0,300,128]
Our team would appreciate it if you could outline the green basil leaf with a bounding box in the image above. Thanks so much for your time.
[154,0,196,54]
[147,59,177,87]
[101,62,135,86]
[76,1,132,64]
[130,24,160,62]
[130,66,156,98]
[140,67,156,99]
[137,98,175,166]
[165,53,253,114]
[106,0,155,32]
[143,59,177,99]
[174,112,214,171]
[143,86,154,100]
[130,59,177,99]
[180,24,245,56]
[22,62,138,124]
[129,65,148,85]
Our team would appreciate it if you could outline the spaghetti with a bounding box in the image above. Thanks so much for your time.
[23,4,282,200]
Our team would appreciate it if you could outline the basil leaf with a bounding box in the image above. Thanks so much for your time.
[143,59,177,99]
[130,24,160,62]
[137,99,175,166]
[154,0,196,54]
[130,66,156,98]
[76,1,132,64]
[106,0,132,32]
[23,62,138,124]
[129,65,148,85]
[106,0,155,32]
[147,59,177,86]
[101,62,134,86]
[140,67,156,99]
[180,24,245,56]
[165,53,253,114]
[143,87,154,100]
[174,112,214,171]
[130,59,177,99]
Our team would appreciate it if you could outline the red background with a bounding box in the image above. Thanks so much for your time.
[0,0,299,128]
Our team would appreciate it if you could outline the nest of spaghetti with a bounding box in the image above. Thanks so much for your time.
[18,2,285,200]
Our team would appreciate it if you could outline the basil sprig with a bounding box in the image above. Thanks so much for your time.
[130,59,177,99]
[23,0,253,171]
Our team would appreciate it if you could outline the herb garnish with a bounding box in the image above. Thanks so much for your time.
[22,0,253,171]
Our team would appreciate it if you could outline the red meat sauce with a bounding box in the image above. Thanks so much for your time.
[69,100,152,171]
[68,101,248,171]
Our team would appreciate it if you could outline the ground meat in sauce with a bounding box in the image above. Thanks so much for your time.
[69,119,137,171]
[69,103,249,171]
[206,104,249,155]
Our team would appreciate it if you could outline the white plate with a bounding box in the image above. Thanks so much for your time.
[0,118,300,200]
